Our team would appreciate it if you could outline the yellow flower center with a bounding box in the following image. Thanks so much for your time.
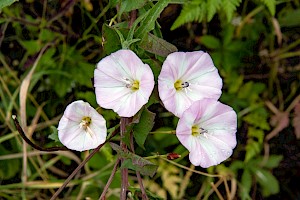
[79,116,96,138]
[174,80,189,91]
[124,78,140,91]
[131,80,140,91]
[192,125,208,137]
[80,116,91,130]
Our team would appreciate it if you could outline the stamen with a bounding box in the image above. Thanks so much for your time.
[199,127,208,134]
[174,80,190,92]
[123,77,139,91]
[79,116,91,130]
[123,78,132,88]
[86,126,95,138]
[181,82,189,88]
[191,125,208,137]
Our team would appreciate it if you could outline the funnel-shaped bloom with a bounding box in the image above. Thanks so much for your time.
[176,99,237,168]
[158,51,222,117]
[94,49,154,117]
[58,100,107,151]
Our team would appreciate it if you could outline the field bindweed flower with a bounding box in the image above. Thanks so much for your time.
[58,100,107,151]
[94,49,154,117]
[176,99,237,168]
[158,51,222,117]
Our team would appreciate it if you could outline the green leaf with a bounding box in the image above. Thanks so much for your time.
[109,0,119,7]
[139,33,178,57]
[143,59,161,82]
[110,143,158,177]
[0,146,20,180]
[248,127,264,144]
[253,168,280,196]
[135,0,170,39]
[119,0,148,14]
[88,145,113,169]
[102,24,122,55]
[259,0,275,16]
[127,10,148,41]
[243,109,270,131]
[245,139,261,162]
[48,126,59,142]
[278,9,300,27]
[0,0,18,11]
[20,40,41,56]
[239,169,252,200]
[200,35,221,49]
[207,0,221,21]
[228,73,243,94]
[221,0,241,22]
[171,1,206,30]
[255,155,283,169]
[229,160,244,172]
[129,187,165,200]
[39,29,56,42]
[133,108,156,149]
[222,24,235,46]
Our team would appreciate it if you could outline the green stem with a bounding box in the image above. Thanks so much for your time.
[277,51,300,60]
[144,154,168,160]
[161,157,221,178]
[276,39,300,55]
[149,130,176,134]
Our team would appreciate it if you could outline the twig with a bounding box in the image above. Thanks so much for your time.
[203,178,223,200]
[0,21,9,48]
[223,177,231,200]
[99,159,121,200]
[209,182,224,200]
[12,115,69,151]
[50,127,120,200]
[120,117,131,200]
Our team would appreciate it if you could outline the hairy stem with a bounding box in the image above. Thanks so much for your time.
[120,117,131,200]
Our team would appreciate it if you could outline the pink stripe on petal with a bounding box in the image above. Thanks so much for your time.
[95,87,131,105]
[181,52,215,80]
[58,101,107,151]
[176,99,237,168]
[158,51,223,117]
[95,49,154,117]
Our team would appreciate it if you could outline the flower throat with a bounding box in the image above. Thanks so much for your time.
[174,80,189,91]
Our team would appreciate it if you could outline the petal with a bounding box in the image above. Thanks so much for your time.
[176,99,237,168]
[187,70,222,101]
[95,50,143,81]
[158,51,222,117]
[209,129,237,149]
[188,139,208,167]
[62,100,86,122]
[94,68,126,88]
[116,91,148,117]
[94,49,154,117]
[95,87,132,106]
[58,116,82,144]
[181,52,216,80]
[58,101,107,151]
[198,134,234,168]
